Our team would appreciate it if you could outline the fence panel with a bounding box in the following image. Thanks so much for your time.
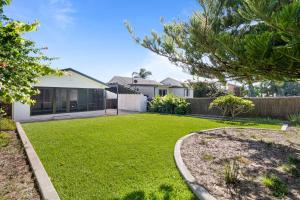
[187,97,300,119]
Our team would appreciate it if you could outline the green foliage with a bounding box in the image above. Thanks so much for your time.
[209,95,254,118]
[132,68,152,79]
[202,154,214,161]
[288,113,300,126]
[0,1,61,104]
[262,174,288,197]
[149,94,190,115]
[188,81,226,97]
[0,132,10,148]
[0,118,15,131]
[126,0,300,82]
[250,81,300,97]
[224,160,239,185]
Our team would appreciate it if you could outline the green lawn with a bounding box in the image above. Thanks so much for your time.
[22,114,280,200]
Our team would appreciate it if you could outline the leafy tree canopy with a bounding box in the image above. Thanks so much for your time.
[126,0,300,83]
[187,81,226,97]
[0,0,61,104]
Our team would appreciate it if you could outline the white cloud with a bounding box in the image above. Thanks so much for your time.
[47,0,76,28]
[122,53,195,82]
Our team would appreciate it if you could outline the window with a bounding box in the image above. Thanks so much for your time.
[55,88,67,113]
[31,87,104,115]
[159,89,167,96]
[88,89,104,111]
[185,89,190,97]
[31,88,54,115]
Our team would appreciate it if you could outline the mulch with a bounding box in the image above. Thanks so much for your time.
[0,131,41,200]
[181,128,300,200]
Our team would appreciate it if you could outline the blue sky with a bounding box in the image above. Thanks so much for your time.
[4,0,201,82]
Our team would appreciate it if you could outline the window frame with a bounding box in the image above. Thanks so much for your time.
[30,87,105,116]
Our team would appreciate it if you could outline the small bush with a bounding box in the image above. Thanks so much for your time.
[202,154,214,161]
[0,132,10,148]
[0,118,16,131]
[288,113,300,126]
[149,94,190,115]
[262,174,288,197]
[288,155,300,165]
[209,95,254,118]
[281,163,298,176]
[224,160,239,185]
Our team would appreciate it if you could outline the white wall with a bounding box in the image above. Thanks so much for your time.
[118,94,147,112]
[12,102,105,122]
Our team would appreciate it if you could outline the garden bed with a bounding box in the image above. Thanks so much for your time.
[181,128,300,200]
[0,130,40,200]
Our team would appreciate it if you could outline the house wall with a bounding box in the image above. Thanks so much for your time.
[13,70,107,122]
[13,101,105,122]
[133,86,156,98]
[130,85,194,98]
[118,94,147,112]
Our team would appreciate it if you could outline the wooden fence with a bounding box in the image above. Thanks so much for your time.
[187,97,300,119]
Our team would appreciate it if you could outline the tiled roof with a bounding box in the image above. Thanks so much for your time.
[108,76,162,86]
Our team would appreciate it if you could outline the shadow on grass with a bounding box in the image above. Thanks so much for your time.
[113,184,197,200]
[147,112,283,127]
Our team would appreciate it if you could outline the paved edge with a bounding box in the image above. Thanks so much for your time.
[16,122,60,200]
[174,132,216,200]
[174,127,287,200]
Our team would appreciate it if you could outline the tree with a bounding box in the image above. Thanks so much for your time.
[126,0,300,82]
[132,68,152,79]
[0,0,61,105]
[209,94,254,118]
[188,81,226,97]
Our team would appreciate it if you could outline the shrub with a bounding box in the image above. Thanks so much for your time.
[224,160,239,185]
[0,118,16,131]
[288,113,300,126]
[149,94,190,115]
[209,95,254,118]
[262,174,288,197]
[0,132,10,148]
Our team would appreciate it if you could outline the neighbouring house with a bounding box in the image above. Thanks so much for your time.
[108,76,193,99]
[12,68,108,122]
[226,83,242,96]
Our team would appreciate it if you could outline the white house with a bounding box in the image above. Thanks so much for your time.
[108,76,193,99]
[13,68,108,122]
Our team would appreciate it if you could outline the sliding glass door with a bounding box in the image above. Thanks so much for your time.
[55,88,67,113]
[31,87,105,115]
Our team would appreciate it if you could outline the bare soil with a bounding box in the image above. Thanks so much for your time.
[181,128,300,200]
[0,131,41,200]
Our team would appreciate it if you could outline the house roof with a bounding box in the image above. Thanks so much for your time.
[62,68,108,87]
[106,83,140,94]
[109,76,162,86]
[161,77,185,88]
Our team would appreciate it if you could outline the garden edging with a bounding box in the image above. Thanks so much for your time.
[174,132,216,200]
[16,122,60,200]
[174,127,287,200]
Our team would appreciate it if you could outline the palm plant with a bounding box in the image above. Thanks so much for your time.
[132,68,152,79]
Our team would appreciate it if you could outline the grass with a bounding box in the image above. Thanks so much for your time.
[0,118,16,131]
[22,114,280,200]
[262,174,288,197]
